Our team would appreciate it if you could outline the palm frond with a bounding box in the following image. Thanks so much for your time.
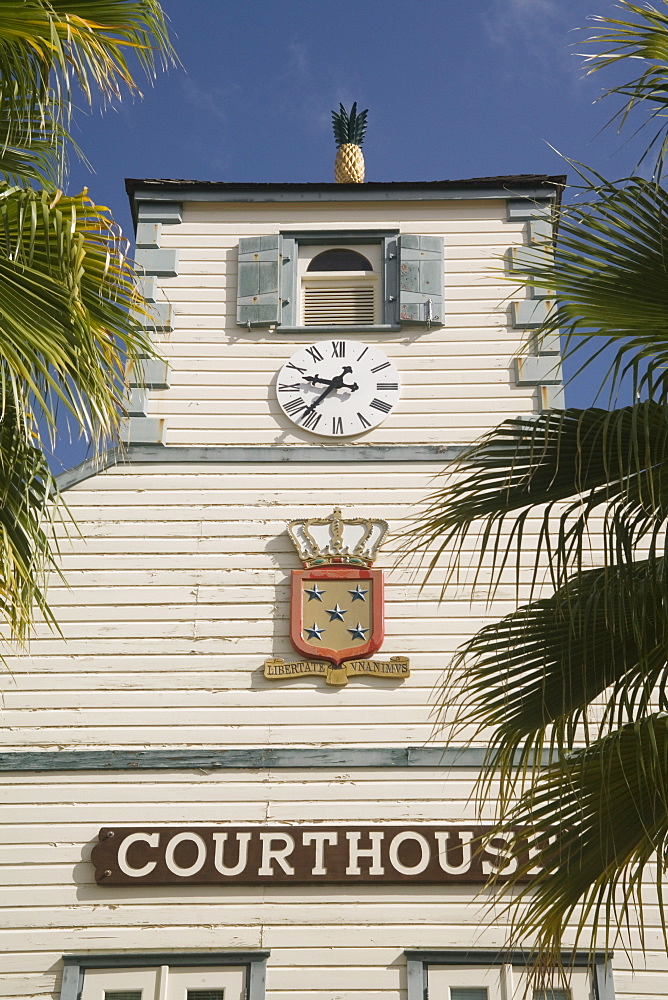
[0,0,176,182]
[401,1,668,973]
[415,402,668,597]
[497,714,668,965]
[0,2,173,648]
[444,560,668,806]
[515,174,668,402]
[583,1,668,174]
[0,412,63,643]
[0,93,70,184]
[0,182,155,450]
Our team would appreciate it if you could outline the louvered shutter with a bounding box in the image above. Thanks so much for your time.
[236,236,281,326]
[398,235,444,324]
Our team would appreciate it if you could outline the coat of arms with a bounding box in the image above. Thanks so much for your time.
[264,508,409,686]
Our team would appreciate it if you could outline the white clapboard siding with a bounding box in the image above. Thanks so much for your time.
[0,192,596,1000]
[0,459,600,750]
[0,769,663,999]
[132,198,544,448]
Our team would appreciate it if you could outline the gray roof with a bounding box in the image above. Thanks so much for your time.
[126,174,566,223]
[126,173,565,194]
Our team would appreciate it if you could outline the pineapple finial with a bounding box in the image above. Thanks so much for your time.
[332,102,368,183]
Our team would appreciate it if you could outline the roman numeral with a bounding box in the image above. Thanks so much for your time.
[306,345,324,363]
[370,398,392,413]
[286,362,307,374]
[357,412,371,428]
[284,397,307,415]
[278,382,301,392]
[357,346,369,361]
[332,416,344,435]
[300,407,322,430]
[331,341,345,358]
[371,361,391,373]
[376,382,398,391]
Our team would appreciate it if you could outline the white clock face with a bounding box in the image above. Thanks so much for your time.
[276,340,400,438]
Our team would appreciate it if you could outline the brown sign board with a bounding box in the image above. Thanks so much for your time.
[92,826,535,886]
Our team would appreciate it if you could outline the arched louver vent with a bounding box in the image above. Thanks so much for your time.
[307,248,373,271]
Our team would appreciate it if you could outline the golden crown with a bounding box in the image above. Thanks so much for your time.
[288,507,388,568]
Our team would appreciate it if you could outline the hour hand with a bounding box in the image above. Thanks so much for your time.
[303,374,331,387]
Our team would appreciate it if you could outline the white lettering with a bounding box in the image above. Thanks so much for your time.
[302,831,338,875]
[345,831,385,876]
[527,832,555,875]
[482,834,518,876]
[388,831,430,875]
[258,833,295,875]
[118,832,159,878]
[165,832,207,877]
[435,831,473,875]
[212,832,251,876]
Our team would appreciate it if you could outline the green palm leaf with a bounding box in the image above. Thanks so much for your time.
[446,560,668,797]
[0,183,153,447]
[514,174,668,401]
[0,95,69,184]
[499,715,668,965]
[417,402,668,597]
[406,0,668,969]
[0,1,175,182]
[583,1,668,174]
[0,411,62,643]
[0,0,174,645]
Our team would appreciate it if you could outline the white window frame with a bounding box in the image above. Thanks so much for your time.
[404,950,615,1000]
[278,229,400,333]
[60,953,269,1000]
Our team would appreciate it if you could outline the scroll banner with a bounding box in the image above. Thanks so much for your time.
[92,825,534,886]
[264,656,410,686]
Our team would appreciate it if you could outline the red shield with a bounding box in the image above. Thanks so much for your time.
[291,566,384,666]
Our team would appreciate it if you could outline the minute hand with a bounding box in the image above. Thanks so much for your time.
[312,382,339,407]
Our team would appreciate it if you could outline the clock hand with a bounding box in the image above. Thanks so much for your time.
[309,368,361,407]
[337,365,359,392]
[312,382,339,407]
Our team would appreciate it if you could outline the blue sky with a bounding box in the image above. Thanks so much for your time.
[55,0,649,469]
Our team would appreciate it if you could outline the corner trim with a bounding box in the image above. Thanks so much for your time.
[55,451,119,490]
[0,747,497,772]
[61,953,270,1000]
[55,444,463,490]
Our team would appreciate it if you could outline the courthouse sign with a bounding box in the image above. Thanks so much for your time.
[92,825,534,886]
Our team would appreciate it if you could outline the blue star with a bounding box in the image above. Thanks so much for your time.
[349,584,368,602]
[348,622,368,640]
[305,584,325,602]
[305,622,325,640]
[326,604,347,622]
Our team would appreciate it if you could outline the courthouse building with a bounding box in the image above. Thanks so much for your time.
[0,170,655,998]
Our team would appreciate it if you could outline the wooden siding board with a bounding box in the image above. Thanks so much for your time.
[124,197,541,446]
[0,196,609,1000]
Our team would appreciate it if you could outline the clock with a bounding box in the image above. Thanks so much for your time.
[276,340,400,438]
